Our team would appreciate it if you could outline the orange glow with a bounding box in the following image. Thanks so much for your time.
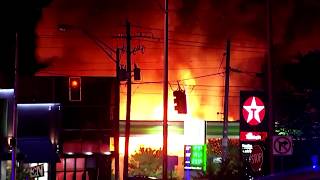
[119,68,235,121]
[71,80,79,88]
[36,0,268,123]
[34,3,275,178]
[119,135,185,156]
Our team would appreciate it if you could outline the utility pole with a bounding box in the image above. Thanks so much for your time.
[222,39,230,162]
[11,32,19,180]
[163,0,169,179]
[114,48,120,180]
[110,20,150,179]
[123,20,132,180]
[267,0,274,174]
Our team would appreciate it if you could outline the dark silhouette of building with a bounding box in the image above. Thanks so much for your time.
[0,0,52,88]
[0,76,118,180]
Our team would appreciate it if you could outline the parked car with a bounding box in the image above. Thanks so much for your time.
[128,175,159,180]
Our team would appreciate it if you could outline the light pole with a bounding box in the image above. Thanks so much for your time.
[11,31,19,180]
[58,24,116,63]
[123,20,132,180]
[163,0,169,179]
[222,39,230,162]
[57,24,121,180]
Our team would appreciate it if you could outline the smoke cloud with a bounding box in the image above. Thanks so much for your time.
[36,0,320,120]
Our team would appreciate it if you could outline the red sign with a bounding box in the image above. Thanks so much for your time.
[242,96,265,126]
[240,132,268,141]
[249,145,263,172]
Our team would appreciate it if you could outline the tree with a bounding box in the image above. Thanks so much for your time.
[128,147,163,178]
[197,138,245,179]
[274,50,320,169]
[276,50,320,139]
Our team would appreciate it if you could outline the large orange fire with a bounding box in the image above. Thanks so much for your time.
[119,68,227,121]
[35,0,268,122]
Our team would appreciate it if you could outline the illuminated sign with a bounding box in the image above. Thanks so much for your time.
[239,91,268,176]
[29,164,44,178]
[240,91,268,135]
[240,132,268,142]
[242,143,253,154]
[249,145,263,172]
[242,96,265,126]
[184,145,207,171]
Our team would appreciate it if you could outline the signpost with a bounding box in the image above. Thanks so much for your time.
[240,91,268,178]
[273,136,293,155]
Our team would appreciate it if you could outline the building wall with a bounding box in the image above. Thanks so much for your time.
[1,76,118,179]
[0,90,14,180]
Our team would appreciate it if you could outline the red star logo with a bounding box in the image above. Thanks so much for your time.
[242,96,265,126]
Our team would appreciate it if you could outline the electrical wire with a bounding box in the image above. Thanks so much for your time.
[217,52,226,77]
[130,24,259,42]
[128,71,224,85]
[140,39,266,53]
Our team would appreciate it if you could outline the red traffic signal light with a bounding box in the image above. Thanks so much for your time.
[173,90,187,114]
[69,77,81,101]
[71,79,79,88]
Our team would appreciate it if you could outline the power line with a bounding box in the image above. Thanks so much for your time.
[120,91,240,97]
[38,34,114,39]
[140,39,266,53]
[140,67,221,71]
[129,72,224,84]
[181,72,224,81]
[40,70,262,89]
[37,39,266,53]
[131,83,260,89]
[38,26,266,50]
[43,66,222,70]
[217,52,226,77]
[167,38,266,50]
[130,24,264,45]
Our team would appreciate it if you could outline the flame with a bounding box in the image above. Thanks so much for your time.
[118,68,237,157]
[119,135,185,156]
[119,67,236,121]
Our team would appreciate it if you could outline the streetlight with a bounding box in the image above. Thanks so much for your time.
[57,24,121,180]
[57,24,116,63]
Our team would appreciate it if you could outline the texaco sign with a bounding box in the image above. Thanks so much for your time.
[242,96,265,126]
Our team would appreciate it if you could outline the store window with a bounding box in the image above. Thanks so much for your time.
[56,157,87,180]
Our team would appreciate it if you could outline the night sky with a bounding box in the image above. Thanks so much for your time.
[3,0,320,120]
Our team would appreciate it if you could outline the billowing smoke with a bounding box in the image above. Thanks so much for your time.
[36,0,320,120]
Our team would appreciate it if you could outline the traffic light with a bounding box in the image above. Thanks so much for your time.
[173,90,187,114]
[134,64,141,81]
[69,77,81,101]
[119,66,128,81]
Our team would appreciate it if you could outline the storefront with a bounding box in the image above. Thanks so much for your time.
[55,153,112,180]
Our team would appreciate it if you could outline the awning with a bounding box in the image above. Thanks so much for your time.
[17,137,59,163]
